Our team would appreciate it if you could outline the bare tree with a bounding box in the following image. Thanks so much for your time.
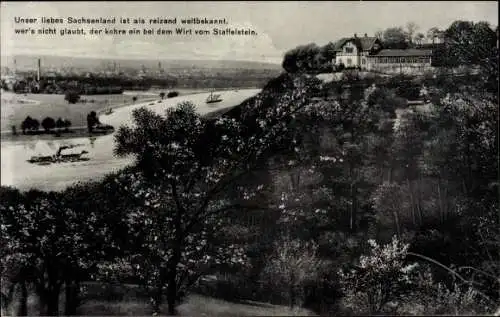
[406,22,419,45]
[427,27,441,44]
[416,32,426,45]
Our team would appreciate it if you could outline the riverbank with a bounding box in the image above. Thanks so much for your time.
[0,127,114,142]
[1,89,262,191]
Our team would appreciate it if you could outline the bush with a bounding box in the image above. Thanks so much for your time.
[261,237,326,308]
[167,91,179,98]
[338,236,495,315]
[338,236,421,314]
[65,91,81,104]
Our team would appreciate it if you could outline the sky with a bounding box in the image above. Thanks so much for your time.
[1,1,498,64]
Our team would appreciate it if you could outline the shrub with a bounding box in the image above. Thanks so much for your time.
[65,90,81,104]
[261,237,326,308]
[338,236,421,314]
[339,236,495,315]
[167,91,179,98]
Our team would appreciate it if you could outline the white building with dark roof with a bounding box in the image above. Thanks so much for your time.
[335,34,382,68]
[334,33,434,73]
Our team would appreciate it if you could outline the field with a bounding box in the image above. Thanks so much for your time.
[1,89,261,191]
[0,91,155,132]
[0,88,217,133]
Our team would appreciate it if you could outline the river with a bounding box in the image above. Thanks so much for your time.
[1,89,260,191]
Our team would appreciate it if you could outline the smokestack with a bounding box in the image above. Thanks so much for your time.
[354,33,357,38]
[37,58,41,81]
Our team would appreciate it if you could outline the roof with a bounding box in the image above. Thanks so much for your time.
[372,49,433,57]
[335,36,380,51]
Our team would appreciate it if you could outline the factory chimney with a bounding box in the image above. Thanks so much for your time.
[37,58,41,81]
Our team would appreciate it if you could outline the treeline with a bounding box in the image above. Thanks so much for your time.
[19,116,72,134]
[1,60,498,316]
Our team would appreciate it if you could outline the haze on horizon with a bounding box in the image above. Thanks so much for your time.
[1,1,498,65]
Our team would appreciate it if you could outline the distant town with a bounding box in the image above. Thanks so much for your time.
[0,57,282,94]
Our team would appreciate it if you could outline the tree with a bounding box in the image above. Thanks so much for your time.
[132,96,138,103]
[64,91,80,104]
[0,182,129,316]
[382,27,409,49]
[406,22,419,45]
[159,92,165,100]
[0,187,30,316]
[282,43,323,73]
[415,33,426,45]
[338,236,421,314]
[427,27,441,44]
[87,111,100,133]
[443,20,496,68]
[21,116,34,134]
[31,119,40,132]
[63,119,72,132]
[262,237,324,308]
[41,117,56,132]
[56,117,65,131]
[112,75,320,314]
[0,189,69,315]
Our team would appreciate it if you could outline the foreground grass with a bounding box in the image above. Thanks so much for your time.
[3,283,316,316]
[77,294,315,316]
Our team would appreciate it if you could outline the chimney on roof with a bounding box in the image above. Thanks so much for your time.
[364,33,368,37]
[354,33,357,38]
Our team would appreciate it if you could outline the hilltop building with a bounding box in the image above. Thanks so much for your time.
[334,33,434,74]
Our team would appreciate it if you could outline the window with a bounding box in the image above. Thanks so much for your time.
[345,47,354,53]
[362,58,366,64]
[347,58,352,65]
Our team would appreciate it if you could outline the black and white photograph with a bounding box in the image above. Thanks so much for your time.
[1,1,498,316]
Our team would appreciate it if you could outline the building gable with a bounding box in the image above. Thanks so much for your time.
[342,40,359,54]
[335,35,381,52]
